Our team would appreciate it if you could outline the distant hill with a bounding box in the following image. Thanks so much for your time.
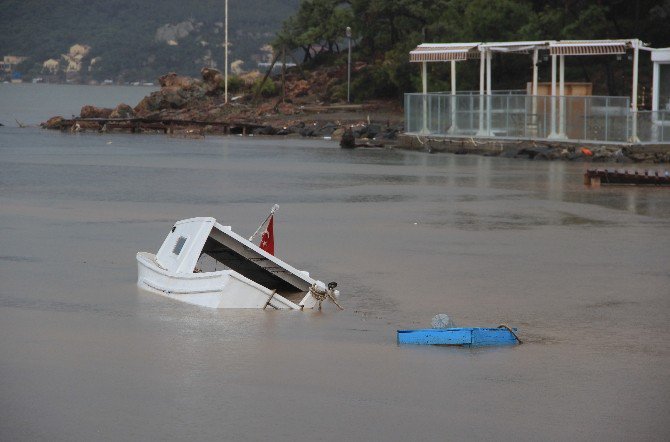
[0,0,299,83]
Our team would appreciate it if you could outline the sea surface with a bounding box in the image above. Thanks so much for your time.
[1,84,669,441]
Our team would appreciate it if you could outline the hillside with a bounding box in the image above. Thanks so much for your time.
[0,0,299,83]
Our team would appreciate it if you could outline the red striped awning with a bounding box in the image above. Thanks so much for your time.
[549,41,631,56]
[410,44,479,62]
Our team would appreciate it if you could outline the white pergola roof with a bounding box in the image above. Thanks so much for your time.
[410,43,480,62]
[549,39,634,56]
[479,41,550,53]
[410,39,645,62]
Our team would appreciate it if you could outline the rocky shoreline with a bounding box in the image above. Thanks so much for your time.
[40,67,669,163]
[397,135,670,164]
[42,67,404,145]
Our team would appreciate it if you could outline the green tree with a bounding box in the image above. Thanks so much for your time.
[275,0,353,61]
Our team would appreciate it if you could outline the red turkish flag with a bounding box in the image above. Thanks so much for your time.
[259,215,274,255]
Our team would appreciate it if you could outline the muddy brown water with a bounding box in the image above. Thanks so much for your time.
[1,85,669,441]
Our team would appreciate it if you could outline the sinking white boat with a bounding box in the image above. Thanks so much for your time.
[136,217,339,309]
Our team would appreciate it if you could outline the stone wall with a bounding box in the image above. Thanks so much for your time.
[397,135,670,163]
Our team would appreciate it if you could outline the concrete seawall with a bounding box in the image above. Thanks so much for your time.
[397,134,670,163]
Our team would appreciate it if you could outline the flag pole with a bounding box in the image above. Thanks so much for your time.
[249,204,279,242]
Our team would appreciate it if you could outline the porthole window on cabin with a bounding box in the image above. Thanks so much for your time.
[173,236,187,255]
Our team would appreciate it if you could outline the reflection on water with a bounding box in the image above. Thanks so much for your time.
[1,93,669,440]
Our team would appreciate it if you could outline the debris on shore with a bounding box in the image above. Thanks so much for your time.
[397,134,670,163]
[41,67,403,146]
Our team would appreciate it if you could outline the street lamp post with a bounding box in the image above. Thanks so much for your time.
[346,26,351,103]
[224,0,228,104]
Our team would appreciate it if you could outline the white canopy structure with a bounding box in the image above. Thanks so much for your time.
[410,43,481,62]
[410,39,646,105]
[410,39,653,139]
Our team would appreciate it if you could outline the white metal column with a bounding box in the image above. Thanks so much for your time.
[448,60,458,133]
[531,49,538,136]
[477,51,485,135]
[652,61,660,112]
[548,54,558,138]
[558,55,566,138]
[486,50,492,135]
[486,50,492,94]
[422,61,427,92]
[421,61,428,134]
[652,61,660,141]
[631,39,639,142]
[632,40,639,112]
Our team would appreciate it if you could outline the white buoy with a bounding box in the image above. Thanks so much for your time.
[431,314,455,329]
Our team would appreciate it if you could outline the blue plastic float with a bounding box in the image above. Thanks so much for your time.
[397,326,521,346]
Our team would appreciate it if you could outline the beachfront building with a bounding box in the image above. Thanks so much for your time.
[1,55,28,81]
[405,39,669,144]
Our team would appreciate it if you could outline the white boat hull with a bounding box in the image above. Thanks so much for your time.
[137,252,303,309]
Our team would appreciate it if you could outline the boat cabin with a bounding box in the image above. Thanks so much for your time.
[137,217,333,309]
[156,217,313,296]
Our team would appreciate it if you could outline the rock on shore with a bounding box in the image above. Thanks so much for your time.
[41,67,404,143]
[397,135,670,163]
